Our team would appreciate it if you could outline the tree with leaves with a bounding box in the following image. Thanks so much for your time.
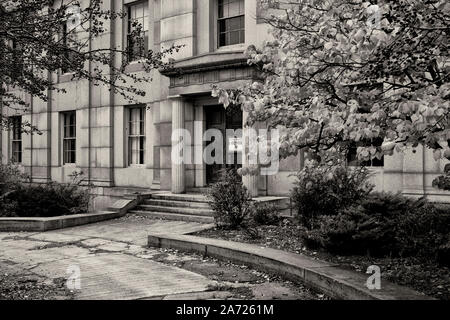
[214,0,449,167]
[0,0,176,131]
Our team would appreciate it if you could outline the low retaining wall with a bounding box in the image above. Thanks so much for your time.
[148,233,433,300]
[0,193,150,232]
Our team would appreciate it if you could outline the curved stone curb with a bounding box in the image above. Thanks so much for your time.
[0,211,118,232]
[0,194,150,232]
[148,233,434,300]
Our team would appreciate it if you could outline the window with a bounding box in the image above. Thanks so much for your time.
[128,106,145,165]
[347,139,384,167]
[218,0,245,47]
[10,116,22,163]
[11,40,24,73]
[60,22,77,74]
[127,1,149,61]
[63,112,76,164]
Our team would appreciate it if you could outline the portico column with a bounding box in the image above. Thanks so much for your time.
[171,96,186,194]
[402,146,425,198]
[242,111,259,197]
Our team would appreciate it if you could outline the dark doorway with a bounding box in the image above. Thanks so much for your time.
[205,104,242,184]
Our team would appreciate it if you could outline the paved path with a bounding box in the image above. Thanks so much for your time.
[0,217,215,300]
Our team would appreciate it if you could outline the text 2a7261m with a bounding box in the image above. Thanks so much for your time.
[220,304,274,316]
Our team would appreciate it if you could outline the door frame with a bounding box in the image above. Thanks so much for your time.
[204,104,242,185]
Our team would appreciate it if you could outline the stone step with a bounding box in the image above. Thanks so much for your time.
[186,187,210,194]
[129,210,214,224]
[151,193,210,203]
[136,205,214,217]
[143,199,211,209]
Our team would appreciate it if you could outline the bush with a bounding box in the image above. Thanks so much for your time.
[301,193,450,263]
[438,239,450,266]
[291,162,373,229]
[0,163,29,195]
[206,168,253,229]
[251,202,280,226]
[0,181,90,218]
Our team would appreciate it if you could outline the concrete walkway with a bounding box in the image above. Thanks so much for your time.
[0,217,215,300]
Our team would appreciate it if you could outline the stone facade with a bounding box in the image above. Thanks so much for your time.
[1,0,449,209]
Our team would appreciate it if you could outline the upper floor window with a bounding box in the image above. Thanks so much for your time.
[63,111,76,164]
[218,0,245,47]
[128,106,146,165]
[60,22,77,74]
[10,116,22,163]
[127,1,149,62]
[11,40,24,73]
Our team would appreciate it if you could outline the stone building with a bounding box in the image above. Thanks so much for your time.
[1,0,449,210]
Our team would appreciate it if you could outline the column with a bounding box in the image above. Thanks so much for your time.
[171,96,186,193]
[402,146,425,197]
[242,110,259,197]
[194,105,206,187]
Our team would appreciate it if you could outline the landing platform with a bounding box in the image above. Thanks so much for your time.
[150,191,292,216]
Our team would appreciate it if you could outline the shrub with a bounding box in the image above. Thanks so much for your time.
[0,163,29,195]
[251,202,280,226]
[0,181,90,218]
[301,193,450,262]
[291,162,373,229]
[438,239,450,267]
[206,168,253,229]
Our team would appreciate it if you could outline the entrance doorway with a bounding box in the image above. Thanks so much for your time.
[205,105,242,184]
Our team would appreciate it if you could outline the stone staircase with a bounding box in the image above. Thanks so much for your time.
[128,192,214,223]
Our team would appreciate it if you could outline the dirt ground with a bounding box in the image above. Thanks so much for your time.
[150,247,329,300]
[0,260,73,300]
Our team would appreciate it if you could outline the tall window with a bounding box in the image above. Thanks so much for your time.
[218,0,245,47]
[11,40,24,74]
[60,22,77,74]
[10,116,22,163]
[128,106,145,165]
[63,112,76,164]
[127,1,149,61]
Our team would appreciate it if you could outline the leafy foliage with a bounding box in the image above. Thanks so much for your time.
[0,181,90,217]
[0,166,90,217]
[251,202,280,226]
[213,0,450,166]
[206,168,253,229]
[0,163,29,195]
[0,0,178,130]
[301,193,450,263]
[291,162,373,229]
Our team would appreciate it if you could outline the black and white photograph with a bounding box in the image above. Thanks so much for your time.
[0,0,449,315]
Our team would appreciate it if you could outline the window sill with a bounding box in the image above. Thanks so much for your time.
[348,165,384,171]
[216,43,246,53]
[59,72,76,83]
[10,162,24,167]
[127,164,147,169]
[63,163,76,168]
[124,59,147,73]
